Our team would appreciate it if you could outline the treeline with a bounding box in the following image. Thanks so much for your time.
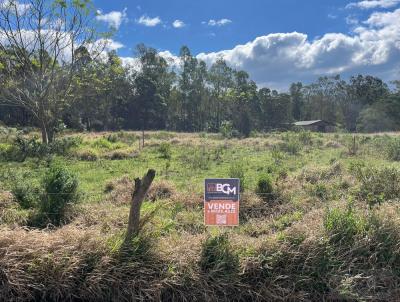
[1,44,400,137]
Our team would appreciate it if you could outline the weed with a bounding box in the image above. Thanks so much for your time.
[199,233,239,277]
[229,162,245,192]
[158,142,172,160]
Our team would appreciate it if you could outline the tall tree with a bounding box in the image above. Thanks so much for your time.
[0,0,103,143]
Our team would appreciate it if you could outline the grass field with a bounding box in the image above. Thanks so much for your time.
[1,128,400,301]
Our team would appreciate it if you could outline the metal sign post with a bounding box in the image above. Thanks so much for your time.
[204,178,240,226]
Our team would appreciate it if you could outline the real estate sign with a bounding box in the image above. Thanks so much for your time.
[204,178,240,226]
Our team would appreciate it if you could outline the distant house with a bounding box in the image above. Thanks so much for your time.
[293,120,335,132]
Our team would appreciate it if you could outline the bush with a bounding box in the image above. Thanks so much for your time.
[39,162,79,225]
[256,173,273,198]
[229,163,245,192]
[11,180,40,209]
[158,142,172,160]
[6,136,81,161]
[199,234,239,277]
[219,121,234,138]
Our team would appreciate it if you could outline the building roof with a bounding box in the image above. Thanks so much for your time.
[293,120,324,126]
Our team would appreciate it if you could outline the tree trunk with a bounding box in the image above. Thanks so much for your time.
[41,123,49,145]
[125,169,156,243]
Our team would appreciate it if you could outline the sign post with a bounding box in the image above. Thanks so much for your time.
[204,178,240,226]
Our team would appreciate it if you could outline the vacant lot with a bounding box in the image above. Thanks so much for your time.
[1,128,400,301]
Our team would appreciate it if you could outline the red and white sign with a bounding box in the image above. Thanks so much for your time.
[204,179,240,226]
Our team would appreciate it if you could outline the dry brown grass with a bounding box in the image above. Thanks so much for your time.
[146,180,176,202]
[3,131,400,301]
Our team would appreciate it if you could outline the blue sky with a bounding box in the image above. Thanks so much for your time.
[94,0,400,90]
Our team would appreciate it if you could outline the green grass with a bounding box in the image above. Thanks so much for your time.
[2,129,400,301]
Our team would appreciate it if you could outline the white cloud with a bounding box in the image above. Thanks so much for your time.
[328,14,338,19]
[96,8,127,30]
[0,0,31,14]
[196,8,400,90]
[136,15,162,27]
[120,9,400,90]
[207,19,232,26]
[172,19,185,28]
[346,0,400,9]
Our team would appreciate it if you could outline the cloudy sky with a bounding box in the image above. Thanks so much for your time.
[94,0,400,90]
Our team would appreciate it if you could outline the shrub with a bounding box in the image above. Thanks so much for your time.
[50,136,82,155]
[199,234,239,277]
[219,121,234,138]
[11,181,40,210]
[39,162,79,225]
[229,163,245,192]
[256,173,273,198]
[158,142,172,160]
[6,136,81,161]
[0,143,12,161]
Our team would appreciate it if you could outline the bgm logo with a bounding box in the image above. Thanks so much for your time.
[207,183,237,195]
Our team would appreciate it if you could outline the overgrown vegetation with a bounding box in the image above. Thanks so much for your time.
[0,130,400,301]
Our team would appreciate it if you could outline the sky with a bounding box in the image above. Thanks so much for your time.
[93,0,400,90]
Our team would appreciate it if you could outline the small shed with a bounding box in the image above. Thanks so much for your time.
[293,120,335,132]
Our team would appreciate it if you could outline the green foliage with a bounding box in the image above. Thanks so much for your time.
[158,142,172,159]
[183,147,210,170]
[273,211,303,231]
[5,135,81,161]
[219,121,234,138]
[297,130,313,145]
[229,162,245,192]
[255,173,273,197]
[75,149,98,161]
[352,165,400,206]
[308,183,329,200]
[357,106,397,133]
[324,204,365,244]
[343,135,358,156]
[92,138,113,150]
[278,137,301,155]
[386,138,400,161]
[199,234,239,277]
[39,162,79,225]
[106,133,119,143]
[11,179,40,210]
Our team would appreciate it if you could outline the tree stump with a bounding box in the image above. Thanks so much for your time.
[125,169,156,243]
